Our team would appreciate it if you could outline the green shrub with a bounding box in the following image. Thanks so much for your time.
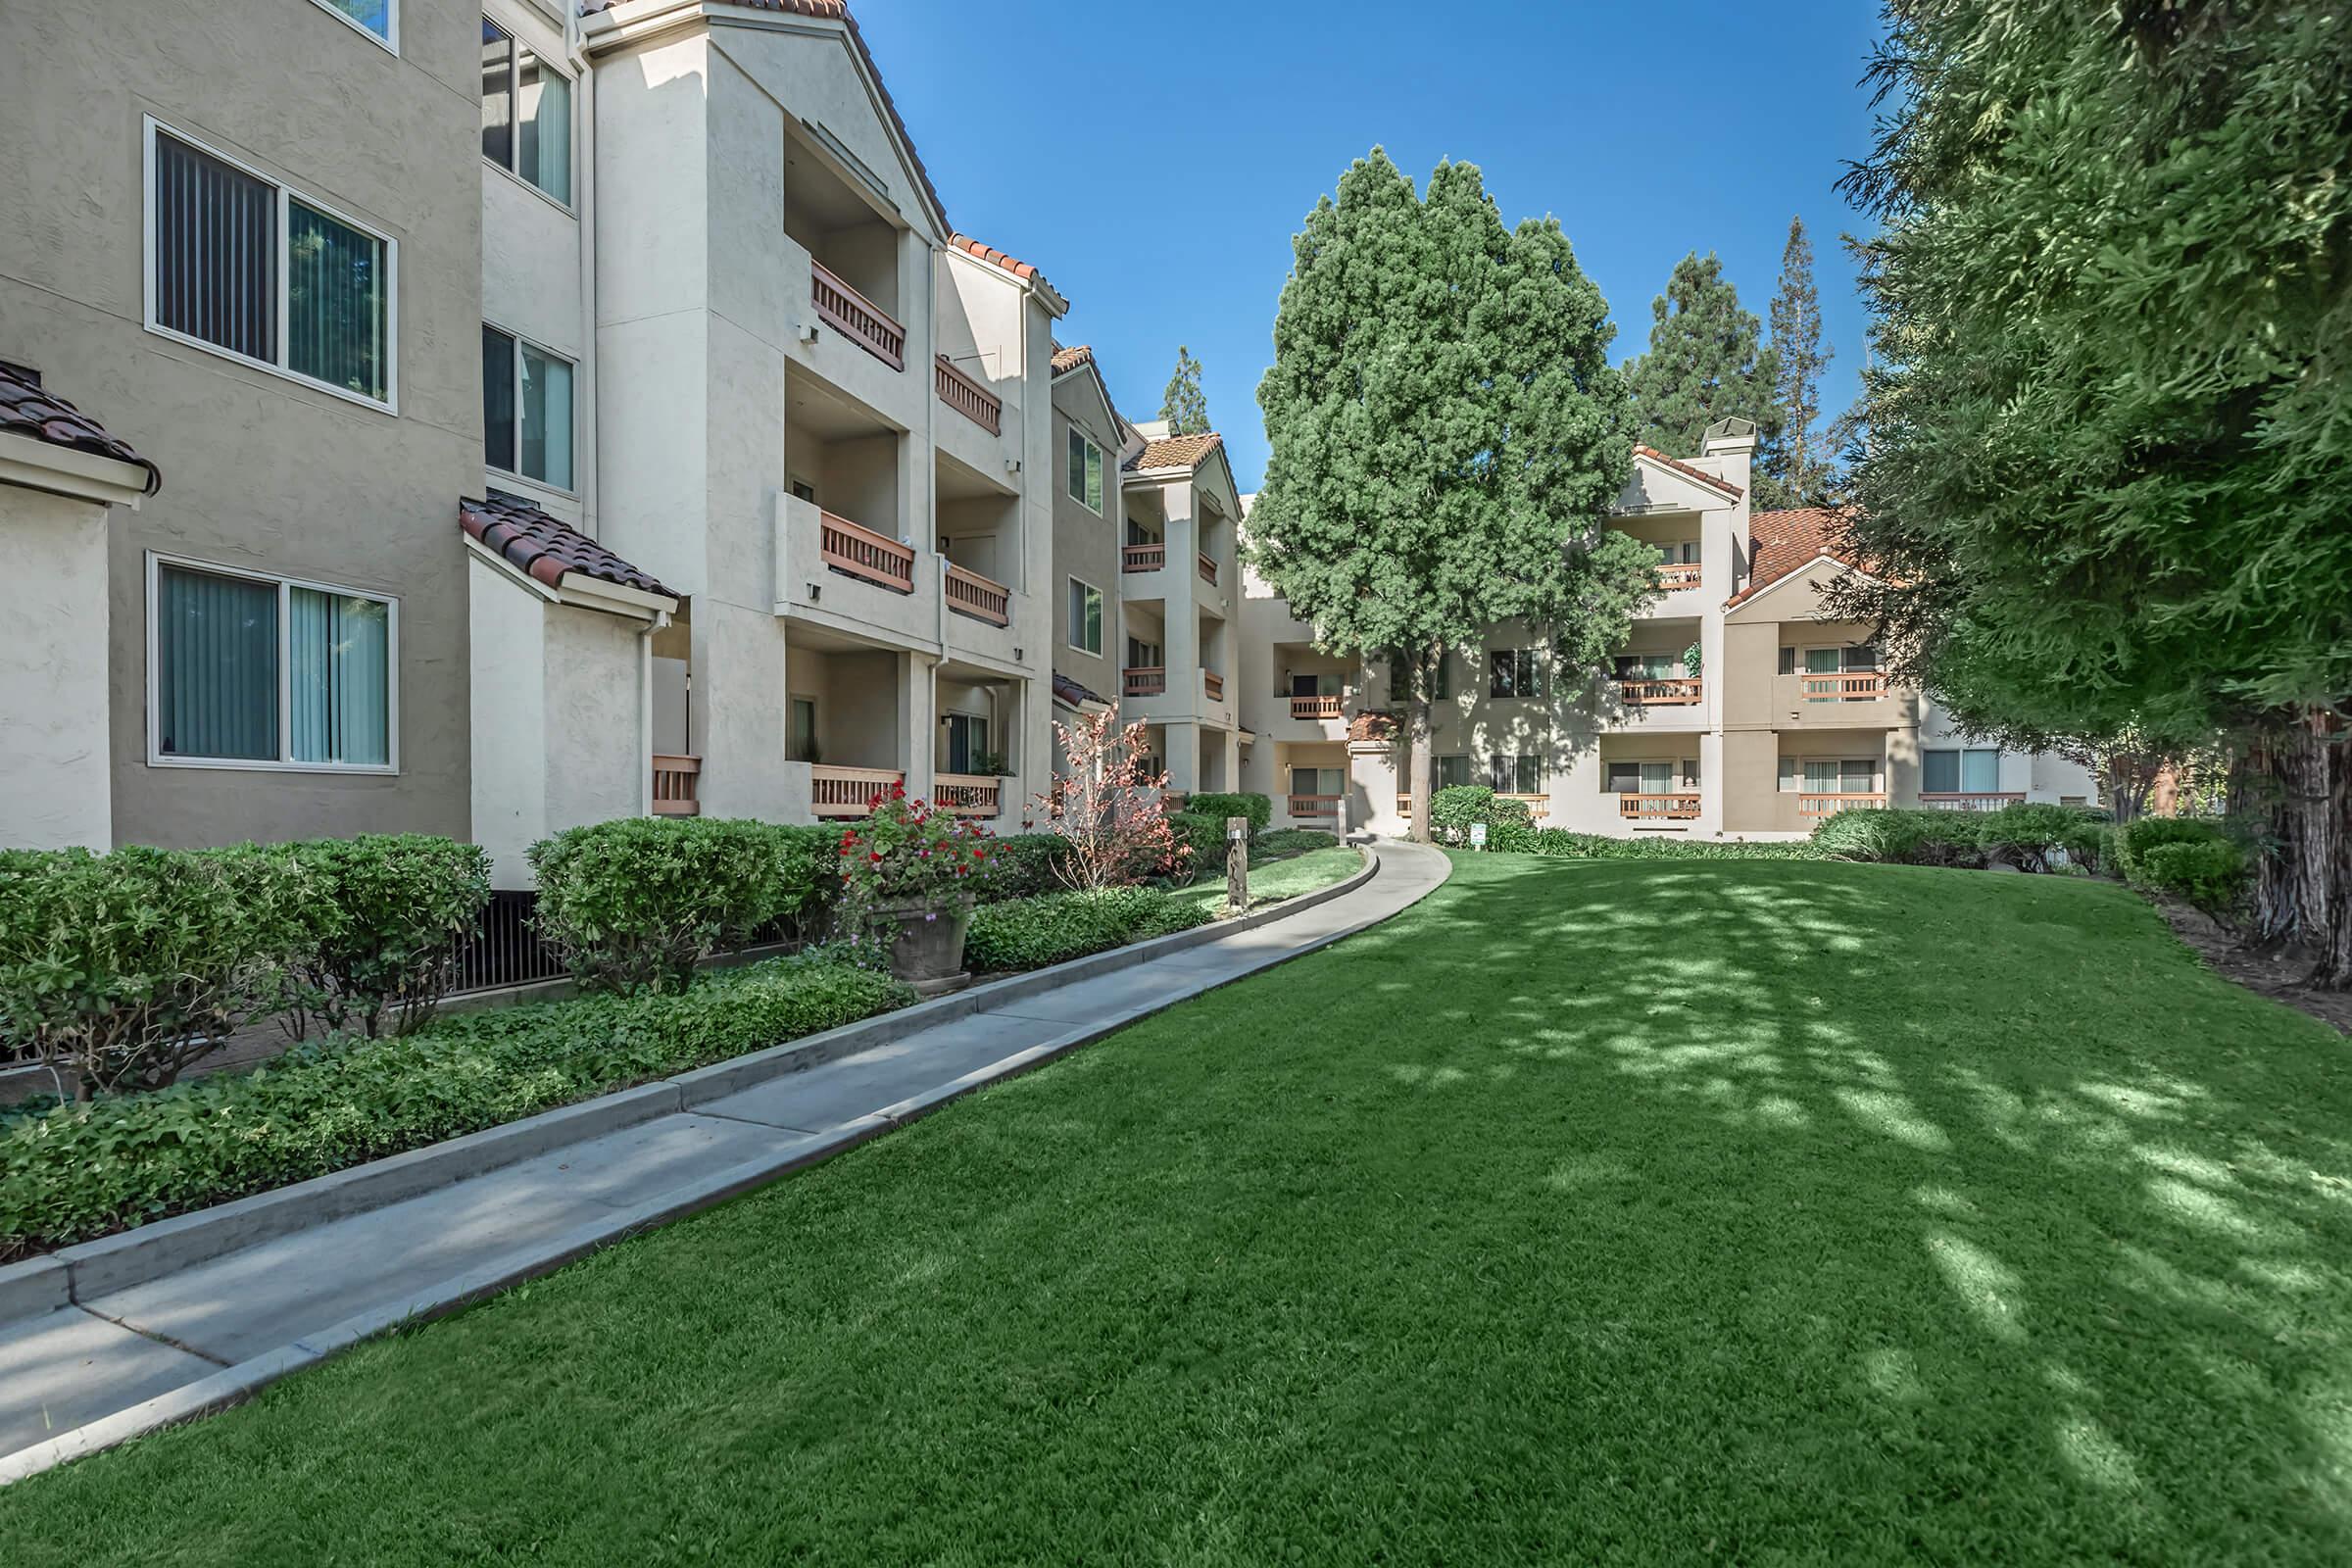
[0,953,910,1262]
[1184,793,1272,836]
[763,823,844,937]
[2138,839,2251,920]
[964,888,1209,973]
[1809,808,1986,867]
[1500,829,1825,861]
[1974,802,2086,872]
[0,844,315,1100]
[2115,816,2229,884]
[1429,786,1532,844]
[1251,829,1339,860]
[528,817,796,996]
[1169,811,1229,876]
[982,833,1075,901]
[282,835,491,1041]
[2059,820,2114,875]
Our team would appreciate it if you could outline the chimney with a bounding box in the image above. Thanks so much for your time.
[1699,416,1757,496]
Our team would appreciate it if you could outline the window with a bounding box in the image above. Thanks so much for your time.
[1778,645,1796,676]
[1490,649,1542,699]
[1127,635,1161,668]
[1655,540,1699,564]
[1615,652,1683,681]
[1290,766,1344,798]
[945,713,991,774]
[1924,748,2002,794]
[788,698,817,763]
[1067,427,1103,513]
[146,122,394,407]
[312,0,396,49]
[1488,755,1542,795]
[1436,755,1472,790]
[1781,758,1877,795]
[1803,643,1881,701]
[482,324,574,489]
[149,556,396,771]
[481,18,572,203]
[1066,578,1103,657]
[1606,760,1697,793]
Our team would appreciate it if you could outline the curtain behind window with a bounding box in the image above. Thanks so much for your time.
[158,566,278,760]
[288,202,385,400]
[155,135,274,364]
[519,344,571,488]
[289,588,389,765]
[519,52,571,202]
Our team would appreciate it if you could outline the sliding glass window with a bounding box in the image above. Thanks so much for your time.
[482,18,572,204]
[482,324,574,491]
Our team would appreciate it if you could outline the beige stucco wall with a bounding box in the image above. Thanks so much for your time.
[0,0,480,848]
[0,486,115,849]
[1051,372,1122,710]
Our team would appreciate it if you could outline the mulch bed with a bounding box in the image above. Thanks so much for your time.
[2154,896,2352,1035]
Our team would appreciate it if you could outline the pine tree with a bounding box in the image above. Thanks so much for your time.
[1624,252,1782,462]
[1158,346,1209,435]
[1759,217,1834,509]
[1251,151,1653,844]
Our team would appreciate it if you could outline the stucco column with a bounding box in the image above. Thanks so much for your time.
[904,652,938,794]
[1,489,114,850]
[1164,719,1201,792]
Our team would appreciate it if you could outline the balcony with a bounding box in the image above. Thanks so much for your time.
[812,260,906,370]
[1620,792,1699,822]
[1199,551,1219,586]
[943,560,1010,626]
[1289,793,1341,819]
[935,773,1002,818]
[1655,562,1702,591]
[1291,695,1344,720]
[1203,670,1225,703]
[1123,543,1164,572]
[934,356,1001,434]
[651,754,701,816]
[1802,671,1890,701]
[1921,792,2025,812]
[1123,665,1166,697]
[820,512,915,595]
[811,764,905,818]
[1799,792,1886,818]
[1621,676,1703,707]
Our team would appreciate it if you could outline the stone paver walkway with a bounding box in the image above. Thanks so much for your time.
[0,843,1448,1479]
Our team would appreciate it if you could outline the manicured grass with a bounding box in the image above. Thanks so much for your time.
[8,856,2351,1563]
[1174,844,1364,915]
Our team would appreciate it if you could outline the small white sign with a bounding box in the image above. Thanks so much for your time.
[1229,826,1247,841]
[1469,822,1489,849]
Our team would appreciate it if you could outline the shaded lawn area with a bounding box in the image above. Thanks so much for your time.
[8,854,2352,1563]
[1173,844,1363,916]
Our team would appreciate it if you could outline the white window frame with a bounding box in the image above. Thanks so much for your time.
[1067,427,1103,514]
[479,12,577,214]
[142,118,400,414]
[1066,576,1104,657]
[481,319,579,495]
[145,551,402,775]
[307,0,399,53]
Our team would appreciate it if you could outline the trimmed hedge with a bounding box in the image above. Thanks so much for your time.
[2115,816,2229,884]
[964,888,1209,973]
[2138,839,2251,919]
[283,834,492,1040]
[1184,793,1272,835]
[1810,808,1990,867]
[1490,826,1826,860]
[1169,811,1229,877]
[0,953,912,1262]
[1430,786,1534,845]
[983,833,1077,901]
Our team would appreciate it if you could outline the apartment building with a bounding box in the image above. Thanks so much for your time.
[1117,426,1246,793]
[0,0,483,852]
[1237,418,2096,837]
[1048,343,1123,748]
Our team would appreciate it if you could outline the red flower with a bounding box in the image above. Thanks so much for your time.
[869,852,883,863]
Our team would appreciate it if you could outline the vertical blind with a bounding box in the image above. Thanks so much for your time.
[158,565,278,760]
[519,52,571,203]
[287,201,386,401]
[155,134,275,365]
[519,343,572,489]
[288,589,390,765]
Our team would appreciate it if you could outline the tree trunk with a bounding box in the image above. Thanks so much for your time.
[2316,719,2350,989]
[1408,645,1436,846]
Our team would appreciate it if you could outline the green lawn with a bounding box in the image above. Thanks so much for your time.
[9,855,2351,1563]
[1174,844,1363,915]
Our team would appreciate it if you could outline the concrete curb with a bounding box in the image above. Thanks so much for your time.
[0,848,1381,1318]
[0,844,1438,1488]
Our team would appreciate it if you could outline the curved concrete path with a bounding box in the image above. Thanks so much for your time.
[0,842,1450,1483]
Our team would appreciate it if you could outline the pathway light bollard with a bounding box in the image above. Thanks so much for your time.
[1227,815,1250,914]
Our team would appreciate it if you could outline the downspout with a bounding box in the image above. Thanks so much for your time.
[638,608,669,815]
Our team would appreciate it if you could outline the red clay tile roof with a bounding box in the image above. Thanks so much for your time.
[1050,343,1094,375]
[1052,671,1109,710]
[462,492,677,602]
[578,1,946,231]
[0,360,160,494]
[1348,710,1400,743]
[1725,507,1863,609]
[1125,432,1224,472]
[1634,444,1741,499]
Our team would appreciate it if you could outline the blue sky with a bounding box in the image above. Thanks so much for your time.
[860,1,1887,490]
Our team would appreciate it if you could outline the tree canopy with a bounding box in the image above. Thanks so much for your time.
[1624,252,1782,462]
[1158,346,1209,436]
[1758,217,1835,510]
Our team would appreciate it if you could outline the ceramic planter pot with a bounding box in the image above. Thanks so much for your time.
[866,893,976,996]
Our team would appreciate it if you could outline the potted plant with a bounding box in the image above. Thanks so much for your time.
[836,783,996,995]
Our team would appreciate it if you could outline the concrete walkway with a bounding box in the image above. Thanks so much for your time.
[0,842,1450,1482]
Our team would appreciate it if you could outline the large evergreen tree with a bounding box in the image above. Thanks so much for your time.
[1836,0,2352,981]
[1158,346,1209,435]
[1758,217,1834,509]
[1251,150,1652,844]
[1624,252,1782,462]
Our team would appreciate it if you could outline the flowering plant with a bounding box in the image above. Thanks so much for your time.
[835,783,997,912]
[1026,712,1190,890]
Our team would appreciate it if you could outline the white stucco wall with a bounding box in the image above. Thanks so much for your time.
[468,556,550,887]
[0,486,114,849]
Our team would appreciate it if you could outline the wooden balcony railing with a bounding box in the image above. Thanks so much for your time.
[1619,792,1700,821]
[1123,665,1166,697]
[1122,543,1164,572]
[820,511,914,594]
[1289,794,1341,818]
[1799,792,1887,818]
[1203,670,1225,702]
[1198,551,1218,586]
[1396,793,1413,817]
[935,773,1002,817]
[1501,794,1548,814]
[810,764,905,817]
[934,356,1001,434]
[1621,676,1704,706]
[943,560,1010,626]
[1655,562,1702,591]
[1290,695,1344,720]
[1921,792,2025,812]
[1802,671,1890,701]
[651,754,701,816]
[811,260,906,369]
